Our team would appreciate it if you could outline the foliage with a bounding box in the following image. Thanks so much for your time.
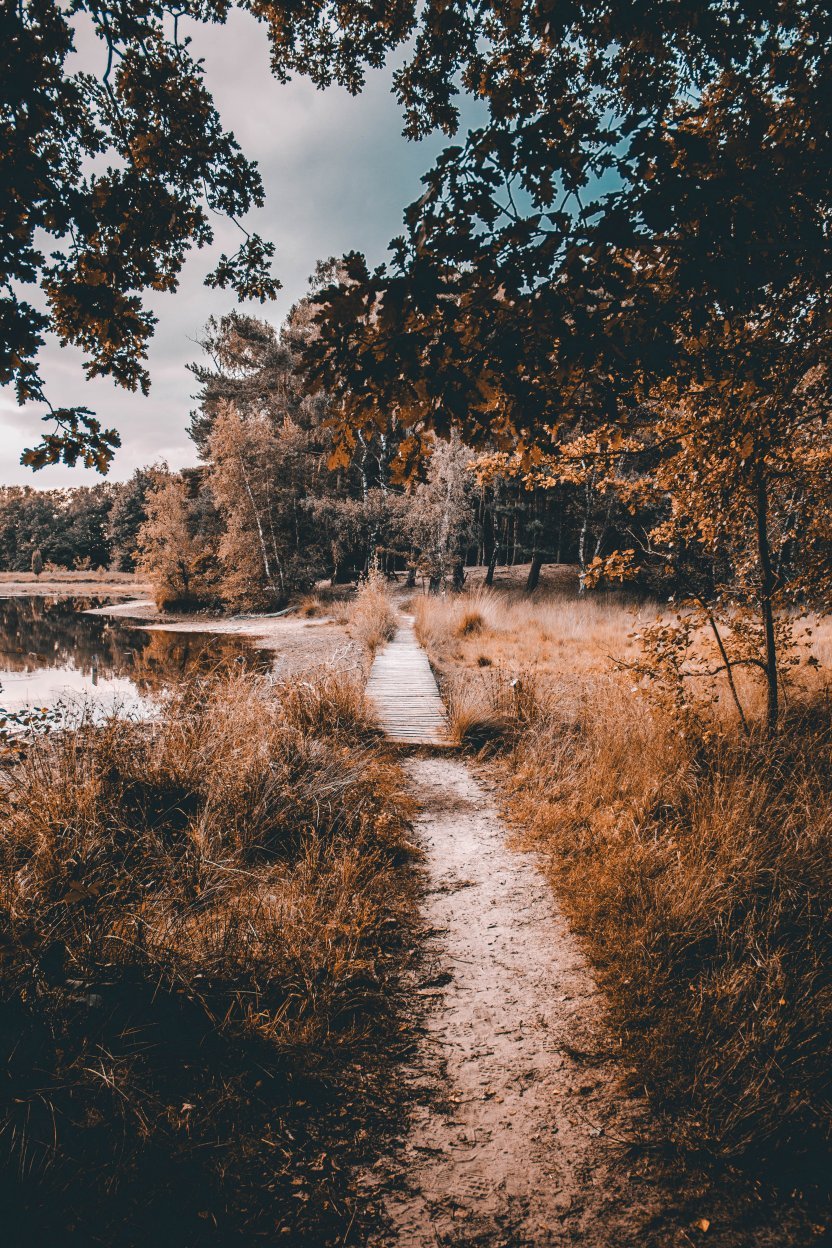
[209,403,321,608]
[0,483,122,571]
[5,0,296,468]
[402,432,477,590]
[0,696,59,762]
[306,2,832,725]
[5,0,481,469]
[137,468,221,609]
[106,467,154,571]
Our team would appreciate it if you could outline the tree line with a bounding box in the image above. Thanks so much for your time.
[1,295,639,599]
[136,294,647,610]
[0,471,151,574]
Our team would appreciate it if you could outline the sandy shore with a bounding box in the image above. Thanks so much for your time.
[86,597,363,675]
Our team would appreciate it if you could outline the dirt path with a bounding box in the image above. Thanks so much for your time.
[366,754,681,1247]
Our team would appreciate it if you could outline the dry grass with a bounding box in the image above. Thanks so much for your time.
[0,569,142,583]
[413,584,642,679]
[413,585,642,747]
[508,687,832,1178]
[297,593,324,617]
[346,569,398,658]
[0,666,415,1245]
[416,581,832,1189]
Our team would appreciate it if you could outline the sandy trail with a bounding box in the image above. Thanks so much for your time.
[374,755,671,1247]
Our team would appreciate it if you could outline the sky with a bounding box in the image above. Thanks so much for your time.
[0,11,454,487]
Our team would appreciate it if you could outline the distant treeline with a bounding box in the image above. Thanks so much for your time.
[0,470,151,573]
[136,306,649,611]
[1,308,647,601]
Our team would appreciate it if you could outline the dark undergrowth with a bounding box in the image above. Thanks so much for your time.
[0,666,418,1246]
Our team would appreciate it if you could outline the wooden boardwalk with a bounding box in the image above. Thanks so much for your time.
[366,616,449,747]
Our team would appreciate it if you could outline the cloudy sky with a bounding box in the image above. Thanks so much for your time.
[1,11,455,487]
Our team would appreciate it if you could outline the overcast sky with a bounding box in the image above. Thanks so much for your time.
[1,11,453,487]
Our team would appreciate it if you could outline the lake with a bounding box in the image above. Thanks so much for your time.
[0,596,273,719]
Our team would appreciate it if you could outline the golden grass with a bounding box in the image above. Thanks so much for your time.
[413,584,643,679]
[507,688,832,1175]
[0,569,143,583]
[416,582,832,1184]
[297,592,324,617]
[0,666,415,1244]
[346,569,398,658]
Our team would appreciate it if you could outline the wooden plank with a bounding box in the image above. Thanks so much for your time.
[365,615,449,748]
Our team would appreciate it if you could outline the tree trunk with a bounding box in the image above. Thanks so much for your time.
[577,463,595,594]
[485,542,499,587]
[525,550,544,593]
[237,450,277,596]
[756,473,779,733]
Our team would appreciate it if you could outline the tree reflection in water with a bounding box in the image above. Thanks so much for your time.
[0,597,273,709]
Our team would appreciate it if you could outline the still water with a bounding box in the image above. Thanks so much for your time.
[0,596,272,717]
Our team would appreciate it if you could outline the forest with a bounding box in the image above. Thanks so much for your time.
[0,471,150,573]
[4,297,639,606]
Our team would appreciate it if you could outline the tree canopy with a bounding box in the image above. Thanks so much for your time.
[3,0,424,470]
[12,0,831,470]
[308,1,832,444]
[301,0,832,729]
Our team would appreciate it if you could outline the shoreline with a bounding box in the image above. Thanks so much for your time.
[86,596,364,675]
[0,578,151,599]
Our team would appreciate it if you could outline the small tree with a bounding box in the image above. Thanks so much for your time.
[30,549,43,579]
[404,433,477,592]
[137,473,218,610]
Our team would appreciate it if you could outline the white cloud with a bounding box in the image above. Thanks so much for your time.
[3,10,452,486]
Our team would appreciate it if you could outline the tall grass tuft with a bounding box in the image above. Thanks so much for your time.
[0,666,415,1245]
[347,568,398,658]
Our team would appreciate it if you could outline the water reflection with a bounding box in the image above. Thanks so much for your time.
[0,596,273,714]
